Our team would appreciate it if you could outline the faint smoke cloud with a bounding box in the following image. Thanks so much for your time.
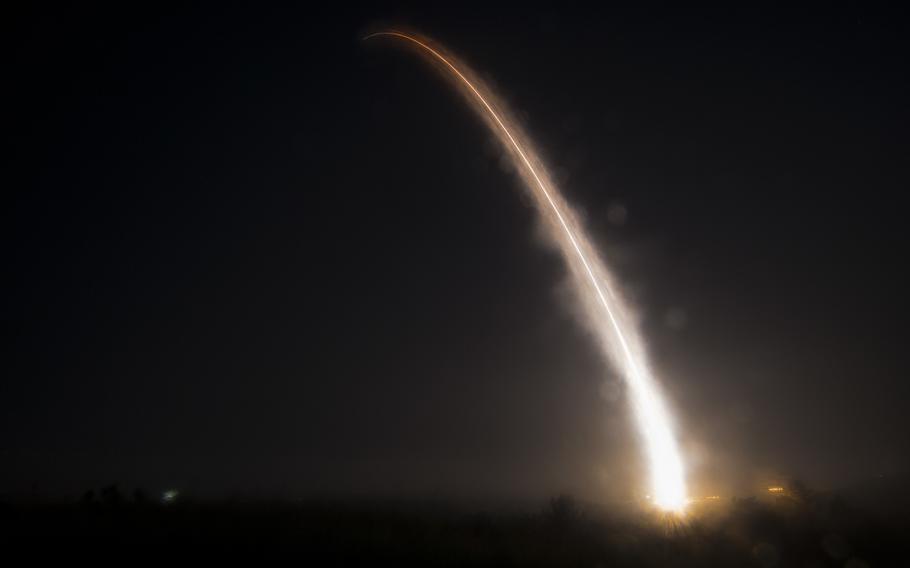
[664,307,687,331]
[607,202,628,226]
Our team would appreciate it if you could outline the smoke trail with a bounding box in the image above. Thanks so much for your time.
[366,31,687,512]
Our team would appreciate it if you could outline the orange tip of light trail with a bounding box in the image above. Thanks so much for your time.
[362,30,409,42]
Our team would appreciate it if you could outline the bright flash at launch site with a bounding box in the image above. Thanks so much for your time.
[8,6,909,565]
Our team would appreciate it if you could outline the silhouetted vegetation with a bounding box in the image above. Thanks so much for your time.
[1,485,907,565]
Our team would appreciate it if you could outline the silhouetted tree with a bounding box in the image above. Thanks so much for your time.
[100,484,122,506]
[544,494,581,528]
[133,488,148,505]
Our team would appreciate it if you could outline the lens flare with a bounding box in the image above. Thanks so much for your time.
[367,31,687,512]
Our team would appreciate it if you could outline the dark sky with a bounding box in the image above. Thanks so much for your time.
[7,4,909,501]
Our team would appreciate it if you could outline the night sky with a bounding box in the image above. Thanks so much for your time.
[7,5,909,502]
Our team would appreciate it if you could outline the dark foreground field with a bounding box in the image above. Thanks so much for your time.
[2,490,907,566]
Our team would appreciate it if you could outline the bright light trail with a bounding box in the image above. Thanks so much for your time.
[366,31,687,512]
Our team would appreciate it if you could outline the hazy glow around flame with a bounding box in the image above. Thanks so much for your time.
[367,31,687,512]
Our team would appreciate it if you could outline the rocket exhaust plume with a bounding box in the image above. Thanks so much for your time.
[366,31,687,512]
